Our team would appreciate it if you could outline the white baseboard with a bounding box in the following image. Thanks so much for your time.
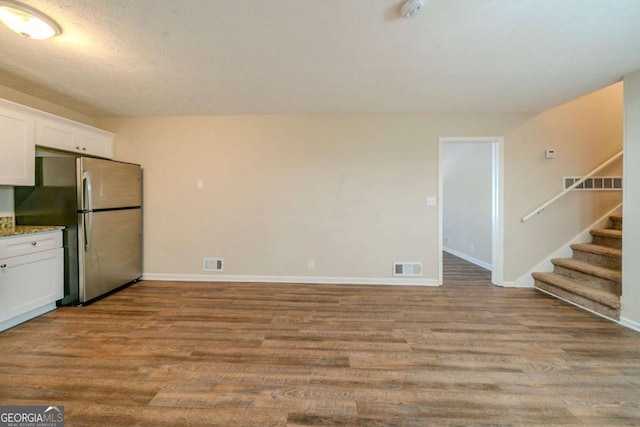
[142,273,440,287]
[443,247,492,271]
[499,281,533,288]
[619,317,640,333]
[514,203,623,286]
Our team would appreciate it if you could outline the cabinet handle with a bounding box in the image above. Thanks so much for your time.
[82,147,87,151]
[0,264,6,269]
[31,241,37,246]
[76,146,81,150]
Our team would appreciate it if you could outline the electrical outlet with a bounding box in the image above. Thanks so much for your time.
[427,197,436,206]
[197,179,204,189]
[308,259,315,269]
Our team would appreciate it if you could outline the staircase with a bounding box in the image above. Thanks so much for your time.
[533,215,622,320]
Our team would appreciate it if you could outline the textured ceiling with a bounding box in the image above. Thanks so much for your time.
[1,0,640,117]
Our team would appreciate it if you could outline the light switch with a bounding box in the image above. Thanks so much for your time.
[427,197,436,206]
[197,179,204,189]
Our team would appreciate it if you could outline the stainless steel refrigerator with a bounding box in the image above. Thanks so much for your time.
[14,153,142,304]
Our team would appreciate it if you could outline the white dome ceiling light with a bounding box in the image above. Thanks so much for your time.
[400,0,425,19]
[0,0,62,40]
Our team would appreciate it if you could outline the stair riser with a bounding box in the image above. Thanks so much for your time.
[591,235,622,250]
[534,280,620,320]
[573,250,621,270]
[553,265,622,295]
[609,218,622,231]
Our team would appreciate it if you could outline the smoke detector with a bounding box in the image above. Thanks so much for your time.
[401,0,424,19]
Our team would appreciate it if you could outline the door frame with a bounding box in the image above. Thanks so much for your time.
[438,137,504,286]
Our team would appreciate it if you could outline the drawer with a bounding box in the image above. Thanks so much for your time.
[0,231,63,259]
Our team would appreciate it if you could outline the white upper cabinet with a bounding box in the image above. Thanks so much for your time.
[36,117,113,159]
[0,99,114,185]
[0,105,35,186]
[78,130,113,159]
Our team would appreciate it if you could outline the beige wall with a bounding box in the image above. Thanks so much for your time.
[0,85,95,126]
[622,70,640,327]
[503,83,624,281]
[98,113,525,282]
[97,83,623,284]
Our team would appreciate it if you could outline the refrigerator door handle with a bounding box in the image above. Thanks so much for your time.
[85,212,93,252]
[84,171,93,212]
[83,171,93,251]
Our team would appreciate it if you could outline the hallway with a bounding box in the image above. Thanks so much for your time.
[443,251,491,286]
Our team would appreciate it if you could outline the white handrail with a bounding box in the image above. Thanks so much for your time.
[521,151,623,223]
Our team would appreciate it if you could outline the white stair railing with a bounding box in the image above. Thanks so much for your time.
[521,151,623,223]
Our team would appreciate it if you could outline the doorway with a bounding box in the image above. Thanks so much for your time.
[438,137,504,286]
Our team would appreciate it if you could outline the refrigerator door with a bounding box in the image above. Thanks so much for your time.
[78,157,142,210]
[78,208,142,302]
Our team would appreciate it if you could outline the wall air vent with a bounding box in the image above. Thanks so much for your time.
[563,176,622,191]
[393,262,422,276]
[203,257,223,272]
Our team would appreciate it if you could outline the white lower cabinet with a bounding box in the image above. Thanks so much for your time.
[0,231,63,331]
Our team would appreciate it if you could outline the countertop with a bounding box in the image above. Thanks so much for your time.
[0,225,65,238]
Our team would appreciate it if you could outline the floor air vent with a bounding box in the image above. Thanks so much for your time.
[203,257,223,272]
[394,262,422,276]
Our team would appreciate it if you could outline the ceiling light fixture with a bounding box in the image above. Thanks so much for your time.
[0,0,62,40]
[400,0,424,19]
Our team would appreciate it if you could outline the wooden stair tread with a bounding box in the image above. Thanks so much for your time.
[551,258,621,282]
[590,228,622,238]
[570,243,621,258]
[532,272,620,309]
[609,215,622,222]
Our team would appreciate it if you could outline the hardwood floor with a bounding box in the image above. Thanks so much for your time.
[443,251,492,285]
[1,255,639,426]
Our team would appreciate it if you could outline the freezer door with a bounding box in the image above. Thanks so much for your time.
[79,208,142,302]
[78,157,141,210]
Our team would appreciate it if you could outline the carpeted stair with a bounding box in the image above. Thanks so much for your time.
[533,215,622,320]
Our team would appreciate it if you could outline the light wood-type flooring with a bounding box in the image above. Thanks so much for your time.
[1,253,639,426]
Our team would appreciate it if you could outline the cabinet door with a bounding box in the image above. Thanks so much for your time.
[35,117,79,153]
[0,248,63,323]
[79,130,113,159]
[0,106,35,185]
[36,117,114,159]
